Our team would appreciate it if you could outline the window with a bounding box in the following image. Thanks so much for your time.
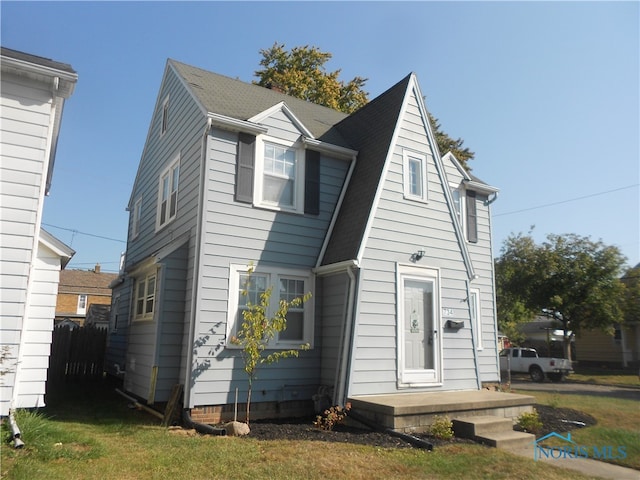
[227,264,314,347]
[77,294,87,315]
[157,155,180,229]
[255,137,305,213]
[469,288,482,350]
[132,197,142,239]
[466,190,478,243]
[161,95,169,135]
[134,272,156,321]
[235,134,321,215]
[403,150,428,202]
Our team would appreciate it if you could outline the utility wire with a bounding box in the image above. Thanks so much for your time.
[494,184,639,218]
[42,223,126,243]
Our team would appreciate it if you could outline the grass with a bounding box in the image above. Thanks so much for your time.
[0,378,632,480]
[512,388,640,470]
[568,367,640,388]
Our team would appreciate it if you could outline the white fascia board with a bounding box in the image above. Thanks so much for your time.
[313,259,360,276]
[248,102,314,138]
[39,228,75,267]
[1,55,77,97]
[207,113,268,135]
[442,151,471,181]
[465,180,500,195]
[302,137,357,161]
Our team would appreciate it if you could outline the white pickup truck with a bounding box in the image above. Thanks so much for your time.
[499,347,573,382]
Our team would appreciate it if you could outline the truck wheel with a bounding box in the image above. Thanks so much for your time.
[529,366,545,383]
[549,373,565,382]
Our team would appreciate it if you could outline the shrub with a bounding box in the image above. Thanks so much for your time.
[314,404,351,431]
[517,409,543,434]
[429,415,454,440]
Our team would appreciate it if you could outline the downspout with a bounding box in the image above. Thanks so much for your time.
[182,117,212,415]
[8,410,24,449]
[334,262,359,406]
[466,278,482,390]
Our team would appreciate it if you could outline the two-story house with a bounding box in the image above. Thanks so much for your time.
[0,47,77,420]
[55,264,118,328]
[110,59,504,428]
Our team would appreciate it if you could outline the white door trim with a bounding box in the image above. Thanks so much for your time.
[396,263,443,387]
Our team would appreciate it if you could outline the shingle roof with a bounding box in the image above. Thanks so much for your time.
[1,46,77,74]
[321,75,412,265]
[169,60,351,147]
[58,269,118,295]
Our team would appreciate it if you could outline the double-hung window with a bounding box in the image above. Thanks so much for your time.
[77,294,87,315]
[403,150,428,202]
[228,264,313,347]
[134,272,156,321]
[157,154,180,229]
[161,95,169,136]
[253,136,305,213]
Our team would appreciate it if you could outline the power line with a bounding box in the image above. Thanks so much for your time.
[494,184,639,218]
[42,223,126,244]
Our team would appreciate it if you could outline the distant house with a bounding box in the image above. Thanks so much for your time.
[109,59,500,423]
[55,265,118,327]
[0,47,77,417]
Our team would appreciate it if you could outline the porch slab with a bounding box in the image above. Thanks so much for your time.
[348,390,536,433]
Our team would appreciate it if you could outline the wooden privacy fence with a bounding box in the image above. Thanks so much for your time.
[49,325,108,383]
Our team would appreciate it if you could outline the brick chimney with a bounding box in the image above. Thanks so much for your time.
[94,263,101,274]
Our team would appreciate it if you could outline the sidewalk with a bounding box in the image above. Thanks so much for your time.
[504,444,640,480]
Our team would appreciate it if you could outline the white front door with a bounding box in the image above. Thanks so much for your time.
[398,265,442,386]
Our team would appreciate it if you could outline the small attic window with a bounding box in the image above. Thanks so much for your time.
[161,95,169,135]
[402,150,428,202]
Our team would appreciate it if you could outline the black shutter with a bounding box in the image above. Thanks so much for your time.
[304,150,320,215]
[235,133,255,203]
[466,190,478,243]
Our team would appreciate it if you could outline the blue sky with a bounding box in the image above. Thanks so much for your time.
[2,1,638,273]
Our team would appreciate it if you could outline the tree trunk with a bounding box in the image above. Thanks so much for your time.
[246,380,252,425]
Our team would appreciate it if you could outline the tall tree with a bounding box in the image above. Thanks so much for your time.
[254,43,474,170]
[495,232,627,359]
[254,43,368,114]
[621,264,640,325]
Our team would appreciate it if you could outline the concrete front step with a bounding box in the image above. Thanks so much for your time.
[452,415,535,449]
[476,430,535,449]
[452,415,513,437]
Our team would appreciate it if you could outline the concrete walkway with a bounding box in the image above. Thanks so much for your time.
[504,444,640,480]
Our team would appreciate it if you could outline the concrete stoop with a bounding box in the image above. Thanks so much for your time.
[453,415,535,449]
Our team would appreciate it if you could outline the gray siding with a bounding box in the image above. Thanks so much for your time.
[349,86,481,396]
[188,112,350,407]
[318,272,350,389]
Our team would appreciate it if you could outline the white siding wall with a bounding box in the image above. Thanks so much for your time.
[0,73,55,416]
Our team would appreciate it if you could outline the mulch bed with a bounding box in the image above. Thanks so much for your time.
[244,404,596,449]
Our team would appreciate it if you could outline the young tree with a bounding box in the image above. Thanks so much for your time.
[230,266,310,424]
[495,233,627,359]
[254,43,474,170]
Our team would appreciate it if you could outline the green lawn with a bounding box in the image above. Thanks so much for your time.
[568,367,640,388]
[1,379,632,480]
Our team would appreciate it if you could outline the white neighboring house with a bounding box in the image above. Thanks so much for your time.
[0,47,77,417]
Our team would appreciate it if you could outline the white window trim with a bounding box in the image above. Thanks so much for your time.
[253,135,305,214]
[469,288,482,351]
[132,197,142,239]
[156,153,180,231]
[160,95,169,136]
[226,263,314,349]
[77,294,87,315]
[133,270,157,322]
[402,150,428,203]
[450,183,466,238]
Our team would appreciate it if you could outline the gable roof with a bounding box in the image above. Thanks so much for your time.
[169,60,351,147]
[320,74,412,265]
[58,268,118,296]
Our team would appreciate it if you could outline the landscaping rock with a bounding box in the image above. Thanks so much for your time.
[225,421,250,436]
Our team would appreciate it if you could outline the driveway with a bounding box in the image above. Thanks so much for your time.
[509,378,640,401]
